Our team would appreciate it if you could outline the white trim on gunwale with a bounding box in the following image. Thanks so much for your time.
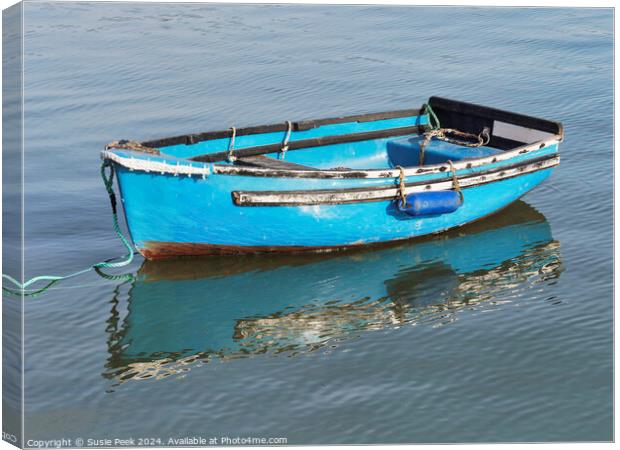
[213,137,561,179]
[233,156,560,206]
[100,151,212,177]
[101,137,560,180]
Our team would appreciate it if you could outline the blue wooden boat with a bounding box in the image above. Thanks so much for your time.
[104,201,562,381]
[102,97,563,259]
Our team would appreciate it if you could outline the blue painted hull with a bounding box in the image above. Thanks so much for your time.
[103,99,562,258]
[114,164,554,257]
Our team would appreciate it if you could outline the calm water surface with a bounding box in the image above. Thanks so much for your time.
[9,3,615,444]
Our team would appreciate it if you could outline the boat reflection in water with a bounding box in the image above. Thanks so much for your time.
[104,201,562,384]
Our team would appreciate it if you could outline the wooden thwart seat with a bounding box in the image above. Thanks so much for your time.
[235,155,314,170]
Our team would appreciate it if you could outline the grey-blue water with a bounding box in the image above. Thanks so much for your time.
[5,2,614,444]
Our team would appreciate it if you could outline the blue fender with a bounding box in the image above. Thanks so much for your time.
[398,191,463,217]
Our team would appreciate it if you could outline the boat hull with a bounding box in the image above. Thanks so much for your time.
[114,162,556,259]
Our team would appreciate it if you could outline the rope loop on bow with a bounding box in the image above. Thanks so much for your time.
[436,128,491,147]
[227,127,237,162]
[279,120,292,160]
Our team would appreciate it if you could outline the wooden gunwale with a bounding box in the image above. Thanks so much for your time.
[232,154,560,206]
[212,138,561,179]
[103,137,561,180]
[141,108,424,149]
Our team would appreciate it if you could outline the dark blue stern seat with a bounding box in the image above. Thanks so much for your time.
[387,135,502,167]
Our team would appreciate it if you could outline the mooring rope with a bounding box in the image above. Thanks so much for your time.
[433,128,491,148]
[2,160,135,296]
[424,103,441,130]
